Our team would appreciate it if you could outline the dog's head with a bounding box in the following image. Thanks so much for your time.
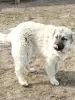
[52,27,73,53]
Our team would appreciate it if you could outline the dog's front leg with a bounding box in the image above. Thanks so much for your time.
[45,57,59,86]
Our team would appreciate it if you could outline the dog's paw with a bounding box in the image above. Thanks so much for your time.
[50,78,59,86]
[28,68,38,73]
[19,80,29,86]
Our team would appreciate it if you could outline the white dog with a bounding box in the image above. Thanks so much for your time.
[0,21,74,86]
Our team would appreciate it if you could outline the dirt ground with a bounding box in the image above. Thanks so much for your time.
[1,0,75,100]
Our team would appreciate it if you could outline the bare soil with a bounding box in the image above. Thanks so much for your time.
[0,0,75,100]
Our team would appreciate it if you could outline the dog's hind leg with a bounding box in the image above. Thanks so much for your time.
[14,60,28,86]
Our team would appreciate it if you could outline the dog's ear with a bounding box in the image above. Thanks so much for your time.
[70,32,75,52]
[72,32,75,44]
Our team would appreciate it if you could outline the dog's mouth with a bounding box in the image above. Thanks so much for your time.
[53,44,60,51]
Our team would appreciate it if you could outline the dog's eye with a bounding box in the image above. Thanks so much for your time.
[61,37,68,41]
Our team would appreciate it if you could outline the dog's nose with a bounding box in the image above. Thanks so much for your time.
[54,43,64,51]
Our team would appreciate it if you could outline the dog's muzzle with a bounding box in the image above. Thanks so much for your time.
[54,42,64,51]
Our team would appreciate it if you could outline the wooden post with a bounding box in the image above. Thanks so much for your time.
[15,0,20,4]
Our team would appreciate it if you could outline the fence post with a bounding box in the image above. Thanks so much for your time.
[15,0,20,4]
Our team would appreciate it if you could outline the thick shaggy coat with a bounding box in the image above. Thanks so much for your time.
[0,21,74,86]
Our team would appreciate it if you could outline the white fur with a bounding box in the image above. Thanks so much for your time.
[0,21,73,86]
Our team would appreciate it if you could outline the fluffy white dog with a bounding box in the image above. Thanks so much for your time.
[0,21,74,86]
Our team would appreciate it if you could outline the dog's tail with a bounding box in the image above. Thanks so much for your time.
[0,32,10,45]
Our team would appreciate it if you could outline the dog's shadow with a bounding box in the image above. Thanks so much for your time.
[56,70,75,87]
[28,70,75,87]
